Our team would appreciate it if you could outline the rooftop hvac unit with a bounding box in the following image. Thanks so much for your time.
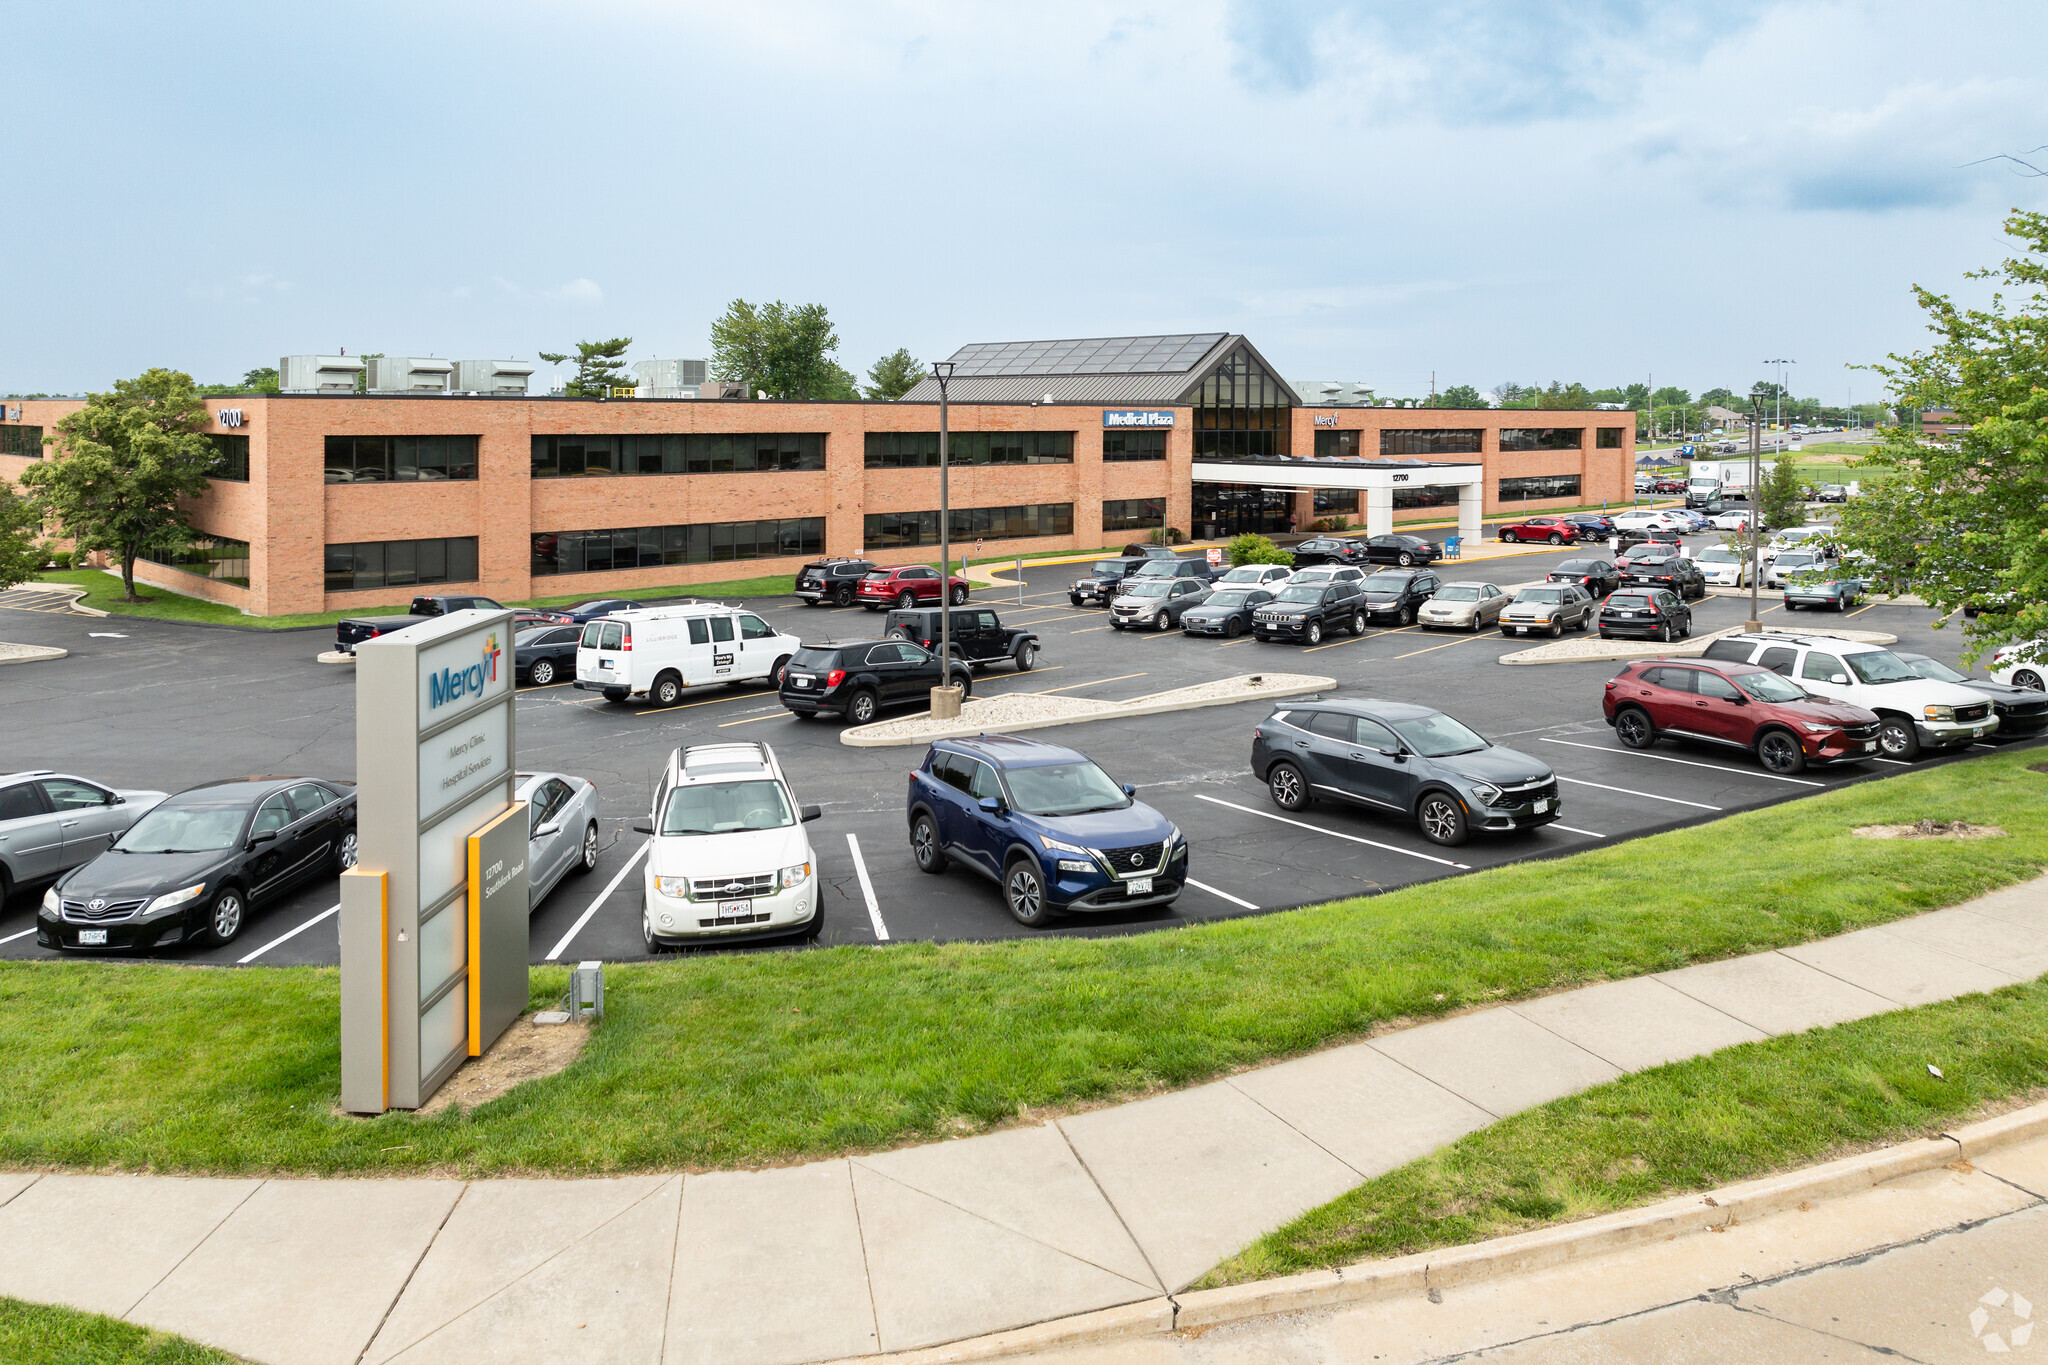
[451,359,535,395]
[632,358,710,397]
[365,356,453,393]
[280,355,366,393]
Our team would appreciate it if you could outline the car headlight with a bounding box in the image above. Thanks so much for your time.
[1469,782,1503,807]
[42,886,60,914]
[779,861,811,889]
[1056,859,1093,874]
[1924,705,1956,722]
[1168,823,1184,849]
[1800,721,1837,733]
[143,883,208,915]
[655,874,691,899]
[1039,833,1091,857]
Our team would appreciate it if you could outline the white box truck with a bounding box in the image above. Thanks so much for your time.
[1689,458,1774,501]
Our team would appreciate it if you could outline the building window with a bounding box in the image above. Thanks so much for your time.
[326,537,479,591]
[1102,431,1166,462]
[1313,430,1364,457]
[208,434,249,481]
[1313,490,1359,515]
[863,504,1073,550]
[144,535,250,587]
[1596,427,1624,449]
[1498,474,1582,501]
[324,436,480,484]
[862,432,1073,468]
[0,425,43,458]
[530,519,823,576]
[530,432,826,477]
[1392,483,1462,510]
[1497,428,1584,452]
[1102,498,1165,532]
[1192,347,1293,457]
[1380,429,1482,456]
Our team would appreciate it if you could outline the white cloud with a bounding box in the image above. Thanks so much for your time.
[547,278,603,305]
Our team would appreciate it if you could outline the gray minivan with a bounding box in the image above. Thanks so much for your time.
[0,771,166,901]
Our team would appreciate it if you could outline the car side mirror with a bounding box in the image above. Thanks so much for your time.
[248,830,277,848]
[633,819,653,835]
[977,795,1005,816]
[1120,783,1136,797]
[534,821,561,839]
[108,793,124,805]
[800,804,821,823]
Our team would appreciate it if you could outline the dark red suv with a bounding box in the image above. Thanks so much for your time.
[856,565,972,611]
[1497,516,1581,545]
[1602,659,1883,773]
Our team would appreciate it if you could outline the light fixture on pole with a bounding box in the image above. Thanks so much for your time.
[929,361,962,720]
[1762,358,1795,436]
[1746,384,1768,634]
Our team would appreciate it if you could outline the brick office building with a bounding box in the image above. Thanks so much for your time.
[0,333,1632,616]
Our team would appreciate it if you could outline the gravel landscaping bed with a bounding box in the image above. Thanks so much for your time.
[842,671,1333,746]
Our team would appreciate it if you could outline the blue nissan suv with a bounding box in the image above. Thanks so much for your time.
[906,735,1187,927]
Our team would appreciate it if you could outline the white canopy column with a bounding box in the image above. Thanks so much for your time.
[1364,486,1394,538]
[1459,483,1484,544]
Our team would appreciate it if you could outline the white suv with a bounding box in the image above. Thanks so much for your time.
[1699,633,1999,759]
[637,743,822,947]
[1988,639,2046,692]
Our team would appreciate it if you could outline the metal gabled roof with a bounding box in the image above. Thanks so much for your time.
[898,332,1299,407]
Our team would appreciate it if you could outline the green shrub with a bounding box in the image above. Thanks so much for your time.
[1148,526,1187,545]
[1228,533,1294,568]
[1308,517,1352,532]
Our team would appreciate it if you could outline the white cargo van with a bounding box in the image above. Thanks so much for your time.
[574,602,803,706]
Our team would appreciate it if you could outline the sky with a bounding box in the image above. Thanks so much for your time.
[4,0,2044,403]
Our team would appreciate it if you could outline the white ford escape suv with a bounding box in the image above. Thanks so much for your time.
[636,743,822,948]
[1699,633,1998,759]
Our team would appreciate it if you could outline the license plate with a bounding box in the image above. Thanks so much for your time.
[792,676,812,688]
[1974,727,1987,738]
[77,929,107,945]
[1863,741,1878,751]
[1127,878,1153,896]
[715,899,753,919]
[1534,799,1551,813]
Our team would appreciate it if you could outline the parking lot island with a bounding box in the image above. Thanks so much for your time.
[840,672,1336,747]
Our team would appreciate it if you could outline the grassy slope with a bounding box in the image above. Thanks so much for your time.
[1202,984,2048,1286]
[0,1297,234,1364]
[0,753,2041,1176]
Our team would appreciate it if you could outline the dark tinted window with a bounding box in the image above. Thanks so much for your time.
[1757,646,1798,675]
[792,648,841,670]
[1696,672,1742,701]
[1307,711,1356,741]
[1640,667,1695,692]
[687,619,710,645]
[0,784,45,821]
[710,617,734,643]
[1701,639,1756,663]
[1353,717,1400,750]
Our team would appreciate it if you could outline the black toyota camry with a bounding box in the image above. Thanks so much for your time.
[38,778,357,953]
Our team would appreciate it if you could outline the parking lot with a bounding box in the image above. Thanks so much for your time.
[3,530,2036,969]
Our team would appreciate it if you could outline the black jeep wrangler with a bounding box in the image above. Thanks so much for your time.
[884,605,1040,671]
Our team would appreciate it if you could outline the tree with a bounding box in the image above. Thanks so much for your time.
[538,338,634,397]
[1835,208,2048,662]
[242,366,279,392]
[708,300,848,400]
[0,479,45,591]
[1652,385,1692,408]
[1699,387,1736,408]
[864,348,924,400]
[1536,381,1594,409]
[17,368,217,602]
[1423,383,1487,409]
[1757,455,1805,530]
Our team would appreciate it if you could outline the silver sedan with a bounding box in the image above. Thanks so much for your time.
[1417,582,1509,632]
[515,770,602,911]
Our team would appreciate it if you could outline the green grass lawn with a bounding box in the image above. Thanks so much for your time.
[0,1297,232,1364]
[0,752,2042,1177]
[1201,983,2048,1287]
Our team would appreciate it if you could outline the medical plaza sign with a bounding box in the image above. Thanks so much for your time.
[1103,409,1176,428]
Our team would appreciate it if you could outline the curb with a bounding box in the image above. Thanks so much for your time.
[822,1298,1175,1365]
[1499,623,1899,667]
[316,651,355,665]
[0,644,68,665]
[839,674,1335,747]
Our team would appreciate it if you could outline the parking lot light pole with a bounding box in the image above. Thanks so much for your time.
[930,361,961,720]
[1747,386,1767,633]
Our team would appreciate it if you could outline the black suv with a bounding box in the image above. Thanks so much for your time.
[1253,579,1367,645]
[1070,557,1148,607]
[778,639,975,725]
[1289,537,1370,568]
[1362,568,1441,624]
[1359,534,1441,566]
[884,606,1040,671]
[1597,588,1693,641]
[1618,550,1707,599]
[795,558,877,607]
[1613,526,1683,554]
[1130,556,1227,585]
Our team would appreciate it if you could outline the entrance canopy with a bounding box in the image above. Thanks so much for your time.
[1191,456,1485,539]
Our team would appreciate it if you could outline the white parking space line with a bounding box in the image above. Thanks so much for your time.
[1195,795,1471,869]
[1539,737,1824,787]
[545,839,650,961]
[237,903,340,964]
[0,926,37,946]
[1553,776,1723,810]
[1186,877,1258,910]
[846,833,890,941]
[1030,672,1146,695]
[1873,757,1912,766]
[1550,824,1606,838]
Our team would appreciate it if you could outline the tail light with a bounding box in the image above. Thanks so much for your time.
[621,628,632,651]
[826,669,846,688]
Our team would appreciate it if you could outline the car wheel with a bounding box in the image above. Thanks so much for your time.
[1398,605,1415,626]
[334,829,359,873]
[951,584,968,605]
[652,672,683,706]
[1225,617,1244,638]
[835,584,856,607]
[1397,552,1414,566]
[1004,857,1053,927]
[911,812,948,874]
[206,888,245,945]
[1548,532,1562,545]
[1615,706,1657,749]
[1267,760,1310,810]
[1013,642,1036,670]
[1599,630,1612,640]
[847,689,879,725]
[2014,669,2044,691]
[896,590,917,610]
[1501,529,1517,543]
[954,669,974,700]
[1069,596,1084,608]
[1416,792,1468,846]
[1350,610,1365,635]
[1658,623,1674,643]
[1756,729,1806,774]
[771,654,792,687]
[1155,611,1172,632]
[1305,620,1323,645]
[1549,620,1563,638]
[602,687,628,703]
[575,821,599,874]
[1111,621,1126,631]
[528,659,556,687]
[1877,717,1921,760]
[642,914,657,952]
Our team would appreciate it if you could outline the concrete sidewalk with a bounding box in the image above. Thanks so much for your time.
[0,878,2043,1365]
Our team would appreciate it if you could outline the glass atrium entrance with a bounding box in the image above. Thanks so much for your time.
[1192,484,1292,538]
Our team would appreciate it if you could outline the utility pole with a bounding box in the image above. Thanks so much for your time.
[929,361,960,719]
[1747,386,1766,634]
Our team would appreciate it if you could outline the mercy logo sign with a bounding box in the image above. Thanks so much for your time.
[429,632,501,710]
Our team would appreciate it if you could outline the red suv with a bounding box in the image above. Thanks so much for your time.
[1603,659,1882,773]
[856,565,972,611]
[1497,516,1581,545]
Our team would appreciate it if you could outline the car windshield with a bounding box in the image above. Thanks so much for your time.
[1555,561,1597,574]
[659,779,793,835]
[1733,671,1808,702]
[1844,650,1920,685]
[1900,654,1970,684]
[1217,567,1269,583]
[1121,581,1171,597]
[790,648,841,670]
[1090,561,1127,575]
[1608,593,1653,609]
[567,601,611,613]
[514,627,556,643]
[862,570,893,579]
[1003,761,1132,817]
[1388,712,1489,757]
[1435,586,1482,602]
[1517,588,1566,604]
[1207,590,1257,607]
[1273,586,1322,604]
[116,804,245,853]
[1364,572,1413,590]
[1778,552,1818,566]
[1698,549,1739,563]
